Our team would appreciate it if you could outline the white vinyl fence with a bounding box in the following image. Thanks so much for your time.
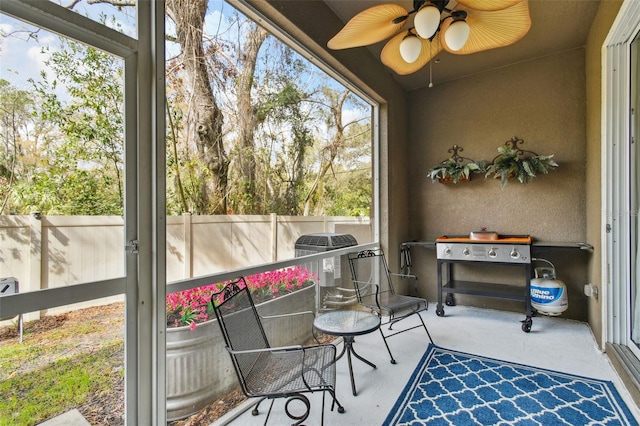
[0,213,371,321]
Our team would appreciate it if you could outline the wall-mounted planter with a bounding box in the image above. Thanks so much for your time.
[427,145,481,184]
[484,137,558,189]
[428,138,558,188]
[166,284,316,421]
[438,175,471,184]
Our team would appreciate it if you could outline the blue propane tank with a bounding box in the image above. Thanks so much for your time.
[530,258,568,316]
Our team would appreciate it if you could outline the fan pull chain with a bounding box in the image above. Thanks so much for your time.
[429,61,433,88]
[428,43,433,88]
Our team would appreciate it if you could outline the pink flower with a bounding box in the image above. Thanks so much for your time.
[166,266,318,329]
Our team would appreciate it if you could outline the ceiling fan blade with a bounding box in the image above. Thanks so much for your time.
[381,31,443,75]
[327,4,409,50]
[441,1,531,54]
[456,0,521,12]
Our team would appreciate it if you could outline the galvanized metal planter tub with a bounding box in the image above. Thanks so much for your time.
[166,284,316,421]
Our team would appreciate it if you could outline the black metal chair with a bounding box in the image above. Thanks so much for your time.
[347,249,434,364]
[212,278,344,426]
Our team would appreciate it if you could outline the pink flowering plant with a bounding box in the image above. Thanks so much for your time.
[166,265,318,330]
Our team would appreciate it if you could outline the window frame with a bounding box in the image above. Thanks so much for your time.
[603,0,640,360]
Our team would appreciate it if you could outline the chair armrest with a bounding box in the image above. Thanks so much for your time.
[389,272,417,280]
[352,282,383,311]
[259,310,315,321]
[352,280,381,291]
[226,345,304,356]
[334,287,356,294]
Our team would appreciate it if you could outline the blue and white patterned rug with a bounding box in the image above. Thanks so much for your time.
[383,344,638,426]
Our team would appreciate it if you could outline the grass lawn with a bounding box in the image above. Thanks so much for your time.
[0,303,125,426]
[0,302,250,426]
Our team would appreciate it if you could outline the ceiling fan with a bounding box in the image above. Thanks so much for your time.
[327,0,531,75]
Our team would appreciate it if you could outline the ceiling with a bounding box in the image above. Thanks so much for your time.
[322,0,601,92]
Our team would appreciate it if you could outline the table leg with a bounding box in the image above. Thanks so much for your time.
[334,337,348,361]
[351,343,376,370]
[343,336,377,396]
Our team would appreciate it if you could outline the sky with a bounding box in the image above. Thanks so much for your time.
[1,0,236,92]
[0,0,368,132]
[0,1,135,94]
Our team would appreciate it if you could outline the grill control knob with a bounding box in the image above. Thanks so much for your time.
[510,249,520,259]
[488,248,497,258]
[444,247,452,256]
[462,247,470,256]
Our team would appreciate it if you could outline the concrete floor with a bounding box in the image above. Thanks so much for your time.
[214,304,640,426]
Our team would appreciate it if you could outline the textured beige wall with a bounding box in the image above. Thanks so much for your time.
[406,49,591,319]
[585,0,622,347]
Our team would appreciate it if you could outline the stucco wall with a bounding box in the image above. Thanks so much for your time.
[406,48,591,320]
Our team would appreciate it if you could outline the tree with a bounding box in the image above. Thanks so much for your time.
[166,0,229,214]
[4,0,373,217]
[26,40,125,215]
[236,52,315,215]
[321,120,372,216]
[233,21,268,213]
[303,88,370,216]
[0,80,35,213]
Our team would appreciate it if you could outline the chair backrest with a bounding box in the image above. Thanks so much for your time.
[212,278,270,388]
[213,277,270,351]
[348,249,395,303]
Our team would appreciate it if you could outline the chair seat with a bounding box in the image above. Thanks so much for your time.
[242,345,337,396]
[360,292,426,317]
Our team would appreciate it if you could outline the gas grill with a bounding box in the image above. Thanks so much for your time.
[435,234,534,332]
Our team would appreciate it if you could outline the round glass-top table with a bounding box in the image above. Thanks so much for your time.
[313,310,381,396]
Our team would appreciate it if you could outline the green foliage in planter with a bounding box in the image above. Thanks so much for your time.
[485,144,559,189]
[427,157,482,184]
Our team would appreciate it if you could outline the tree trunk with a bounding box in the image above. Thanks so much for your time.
[303,90,349,216]
[167,0,228,214]
[235,24,268,213]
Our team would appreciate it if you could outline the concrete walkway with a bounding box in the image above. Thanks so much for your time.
[37,409,90,426]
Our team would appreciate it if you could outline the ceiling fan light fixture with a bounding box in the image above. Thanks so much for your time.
[414,5,441,39]
[329,0,531,75]
[399,33,422,63]
[443,19,471,51]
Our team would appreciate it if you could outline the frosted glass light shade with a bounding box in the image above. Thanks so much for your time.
[381,31,443,75]
[444,20,470,51]
[399,35,422,63]
[414,6,441,39]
